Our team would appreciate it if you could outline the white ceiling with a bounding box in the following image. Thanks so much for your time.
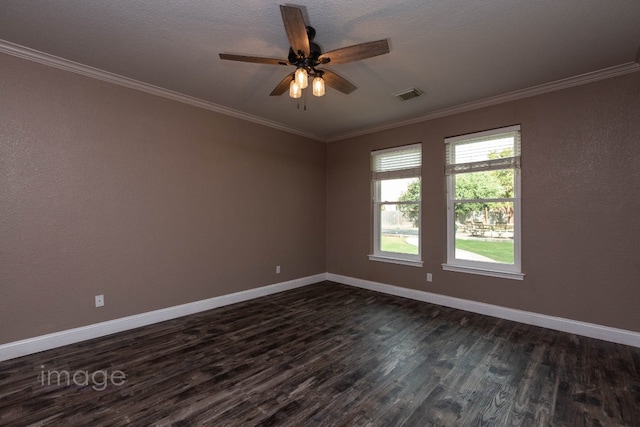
[1,0,639,141]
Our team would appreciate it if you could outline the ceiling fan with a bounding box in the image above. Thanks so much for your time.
[219,5,390,99]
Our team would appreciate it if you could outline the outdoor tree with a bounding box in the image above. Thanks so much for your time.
[454,172,503,222]
[398,148,515,227]
[453,148,515,223]
[488,148,515,223]
[398,179,420,227]
[488,148,514,198]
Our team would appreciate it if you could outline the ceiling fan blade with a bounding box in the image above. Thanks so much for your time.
[270,72,295,96]
[219,53,289,66]
[321,69,357,94]
[280,5,310,57]
[319,39,390,65]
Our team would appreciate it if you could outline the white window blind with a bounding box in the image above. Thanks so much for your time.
[445,126,521,175]
[372,143,422,180]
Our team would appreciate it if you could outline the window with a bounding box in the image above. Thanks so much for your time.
[443,125,523,279]
[369,144,422,267]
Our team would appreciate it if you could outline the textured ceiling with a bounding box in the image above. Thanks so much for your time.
[1,0,639,141]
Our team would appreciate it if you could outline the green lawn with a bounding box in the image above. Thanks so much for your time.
[381,235,418,255]
[379,234,513,263]
[455,239,514,263]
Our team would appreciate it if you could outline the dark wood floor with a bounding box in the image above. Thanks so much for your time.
[1,281,639,426]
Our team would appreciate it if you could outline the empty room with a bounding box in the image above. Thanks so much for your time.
[1,1,640,425]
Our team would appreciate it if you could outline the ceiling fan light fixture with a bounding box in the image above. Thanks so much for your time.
[289,79,302,98]
[295,67,308,89]
[312,76,325,97]
[219,5,391,100]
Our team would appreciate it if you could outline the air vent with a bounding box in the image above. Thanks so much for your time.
[393,88,424,101]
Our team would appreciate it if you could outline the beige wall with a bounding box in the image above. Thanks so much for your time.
[327,72,640,333]
[2,49,639,346]
[0,53,327,344]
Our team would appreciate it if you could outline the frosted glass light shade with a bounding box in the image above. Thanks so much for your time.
[295,68,308,89]
[289,80,302,98]
[312,76,325,97]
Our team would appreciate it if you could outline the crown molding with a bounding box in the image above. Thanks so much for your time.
[3,39,638,144]
[0,40,325,142]
[326,62,640,142]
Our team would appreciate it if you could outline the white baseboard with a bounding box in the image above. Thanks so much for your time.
[327,273,640,348]
[4,272,638,362]
[0,274,326,362]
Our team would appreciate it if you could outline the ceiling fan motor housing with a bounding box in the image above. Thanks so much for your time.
[287,26,323,66]
[306,25,316,41]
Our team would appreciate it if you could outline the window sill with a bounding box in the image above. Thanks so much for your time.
[369,254,423,267]
[441,263,524,280]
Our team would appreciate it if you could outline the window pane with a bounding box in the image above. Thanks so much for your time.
[380,178,420,202]
[379,203,419,255]
[370,144,422,264]
[454,201,514,264]
[444,126,521,276]
[454,170,514,200]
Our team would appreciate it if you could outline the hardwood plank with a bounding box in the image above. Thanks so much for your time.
[1,281,639,426]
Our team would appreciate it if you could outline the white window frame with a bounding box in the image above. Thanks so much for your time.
[442,125,524,280]
[368,143,423,267]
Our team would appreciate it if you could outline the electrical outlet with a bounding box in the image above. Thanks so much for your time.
[276,265,281,274]
[426,273,433,282]
[95,295,104,307]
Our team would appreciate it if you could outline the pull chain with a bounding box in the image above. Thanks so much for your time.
[294,88,309,111]
[304,87,308,110]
